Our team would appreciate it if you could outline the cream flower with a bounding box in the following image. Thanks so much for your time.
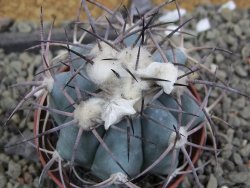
[102,98,138,130]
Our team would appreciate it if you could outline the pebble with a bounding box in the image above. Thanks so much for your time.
[221,144,233,159]
[11,114,20,125]
[33,177,39,188]
[6,182,12,188]
[223,160,235,171]
[235,129,243,139]
[19,52,33,64]
[243,132,250,140]
[28,164,37,175]
[236,164,249,173]
[206,174,218,188]
[233,25,242,37]
[215,53,225,63]
[220,9,234,22]
[206,29,218,39]
[241,45,250,59]
[240,118,250,127]
[234,65,248,77]
[216,70,227,80]
[233,97,246,109]
[23,172,33,184]
[0,163,3,174]
[214,165,224,177]
[16,22,32,33]
[222,96,231,110]
[228,172,250,184]
[226,129,234,143]
[228,114,241,127]
[0,175,7,188]
[7,161,21,179]
[240,144,250,157]
[240,107,250,119]
[232,153,243,165]
[0,96,15,111]
[221,186,229,188]
[232,137,241,147]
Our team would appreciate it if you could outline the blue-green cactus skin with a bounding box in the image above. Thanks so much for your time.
[180,92,205,129]
[123,34,141,47]
[56,119,105,168]
[142,101,179,174]
[49,71,96,124]
[153,49,187,65]
[159,92,205,129]
[70,45,93,70]
[91,117,143,180]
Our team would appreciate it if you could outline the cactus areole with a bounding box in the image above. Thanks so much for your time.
[33,2,207,188]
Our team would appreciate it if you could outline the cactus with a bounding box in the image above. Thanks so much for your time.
[4,0,249,187]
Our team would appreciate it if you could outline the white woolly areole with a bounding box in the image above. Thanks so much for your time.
[169,127,188,148]
[73,98,105,130]
[173,69,187,94]
[90,42,117,58]
[118,47,152,71]
[102,98,138,130]
[111,172,128,184]
[42,77,54,92]
[86,59,121,85]
[114,77,150,100]
[32,86,44,98]
[86,42,120,86]
[52,150,61,162]
[136,62,178,94]
[86,45,153,94]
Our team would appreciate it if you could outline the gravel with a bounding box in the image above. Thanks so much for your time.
[0,49,51,187]
[0,3,249,188]
[206,174,218,188]
[180,4,250,188]
[7,161,21,179]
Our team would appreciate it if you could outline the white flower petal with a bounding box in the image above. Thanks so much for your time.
[102,98,137,130]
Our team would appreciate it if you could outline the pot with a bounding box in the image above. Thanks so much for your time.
[34,85,206,188]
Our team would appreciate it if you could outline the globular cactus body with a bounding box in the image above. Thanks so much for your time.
[46,38,205,185]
